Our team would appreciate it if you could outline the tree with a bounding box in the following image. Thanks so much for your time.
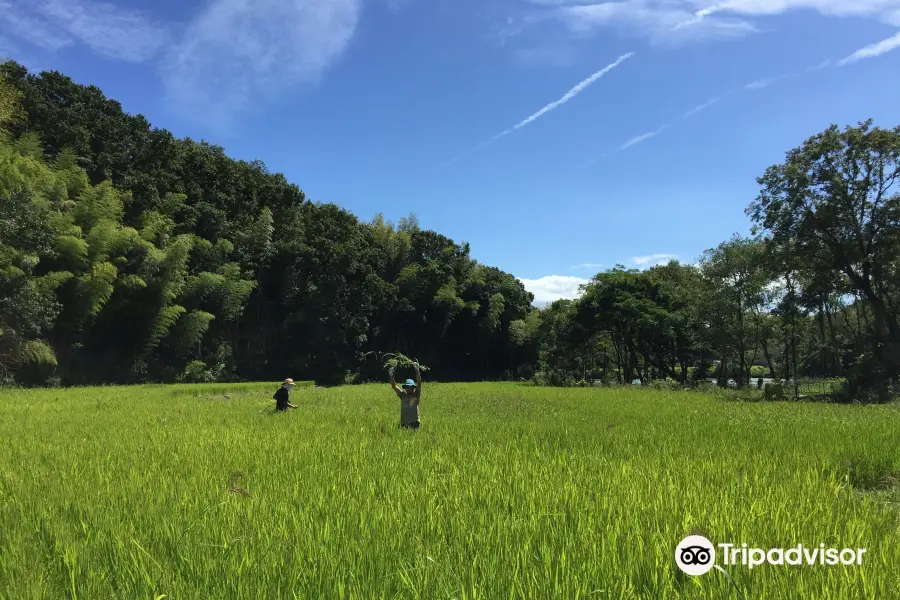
[700,236,768,387]
[748,120,900,399]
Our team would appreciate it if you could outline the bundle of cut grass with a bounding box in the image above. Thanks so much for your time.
[381,352,430,373]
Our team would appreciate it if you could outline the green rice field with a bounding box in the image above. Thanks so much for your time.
[1,383,898,599]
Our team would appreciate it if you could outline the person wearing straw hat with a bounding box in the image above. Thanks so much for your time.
[273,378,298,412]
[390,363,422,430]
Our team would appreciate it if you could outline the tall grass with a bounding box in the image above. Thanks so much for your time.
[1,383,898,598]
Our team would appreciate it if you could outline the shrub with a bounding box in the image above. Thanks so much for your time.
[178,360,216,384]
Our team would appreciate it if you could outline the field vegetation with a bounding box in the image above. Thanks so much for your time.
[1,383,898,598]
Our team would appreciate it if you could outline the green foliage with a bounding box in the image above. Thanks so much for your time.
[15,339,58,385]
[0,73,23,136]
[20,339,57,366]
[173,310,215,356]
[54,235,89,270]
[73,181,125,231]
[177,359,217,383]
[84,220,117,264]
[140,210,174,247]
[144,305,187,356]
[382,352,429,372]
[79,262,118,317]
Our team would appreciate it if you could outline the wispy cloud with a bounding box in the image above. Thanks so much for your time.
[578,92,723,167]
[0,0,169,62]
[804,59,833,72]
[631,253,678,267]
[621,126,668,149]
[577,29,896,167]
[698,0,900,22]
[162,0,361,129]
[571,262,603,270]
[678,95,723,119]
[443,52,635,166]
[554,1,758,45]
[519,275,590,305]
[838,30,900,65]
[538,0,900,46]
[745,77,778,90]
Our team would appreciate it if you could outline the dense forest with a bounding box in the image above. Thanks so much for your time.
[1,61,898,399]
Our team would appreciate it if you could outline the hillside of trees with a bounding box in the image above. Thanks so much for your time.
[1,61,898,399]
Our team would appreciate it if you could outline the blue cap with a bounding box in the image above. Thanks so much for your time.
[403,379,416,387]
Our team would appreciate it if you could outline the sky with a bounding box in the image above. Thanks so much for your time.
[1,0,899,306]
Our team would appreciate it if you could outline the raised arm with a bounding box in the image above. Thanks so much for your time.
[390,368,401,394]
[414,363,423,398]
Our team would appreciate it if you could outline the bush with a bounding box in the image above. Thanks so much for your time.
[750,365,768,378]
[178,360,217,384]
[16,339,58,386]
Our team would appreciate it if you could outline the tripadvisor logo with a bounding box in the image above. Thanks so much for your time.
[676,535,716,576]
[675,536,867,575]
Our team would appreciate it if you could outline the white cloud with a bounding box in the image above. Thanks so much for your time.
[0,0,168,62]
[519,275,590,305]
[534,0,900,44]
[571,262,604,269]
[550,1,760,44]
[691,0,900,23]
[162,0,361,128]
[631,253,678,266]
[838,30,900,65]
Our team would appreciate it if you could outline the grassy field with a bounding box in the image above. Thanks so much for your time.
[1,383,898,599]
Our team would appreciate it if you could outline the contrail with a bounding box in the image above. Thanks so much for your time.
[441,52,635,167]
[574,31,896,170]
[838,31,900,66]
[805,59,833,73]
[745,77,779,90]
[577,50,854,168]
[577,93,722,168]
[677,95,723,120]
[621,126,668,149]
[508,52,635,132]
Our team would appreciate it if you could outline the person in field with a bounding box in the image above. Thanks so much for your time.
[273,378,298,412]
[390,364,422,430]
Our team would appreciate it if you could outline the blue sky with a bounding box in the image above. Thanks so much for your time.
[2,0,899,305]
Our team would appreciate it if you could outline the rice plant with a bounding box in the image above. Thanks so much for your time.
[0,382,897,599]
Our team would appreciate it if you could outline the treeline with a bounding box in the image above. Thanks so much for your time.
[537,121,900,402]
[1,62,898,400]
[0,62,534,386]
